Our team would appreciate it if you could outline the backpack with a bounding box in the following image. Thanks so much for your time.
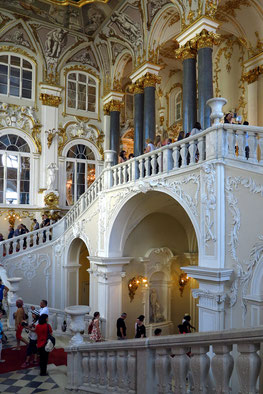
[88,321,93,335]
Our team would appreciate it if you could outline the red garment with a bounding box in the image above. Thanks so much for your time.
[16,324,23,340]
[35,323,52,348]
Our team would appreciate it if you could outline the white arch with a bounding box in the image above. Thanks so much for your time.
[106,187,201,257]
[0,127,38,154]
[62,137,101,161]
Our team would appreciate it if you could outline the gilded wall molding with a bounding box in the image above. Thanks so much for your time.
[0,45,36,64]
[39,93,62,107]
[242,65,263,84]
[44,192,59,209]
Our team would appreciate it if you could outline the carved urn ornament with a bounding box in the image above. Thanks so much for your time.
[207,97,227,124]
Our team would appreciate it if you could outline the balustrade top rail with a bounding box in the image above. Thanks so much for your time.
[1,124,263,259]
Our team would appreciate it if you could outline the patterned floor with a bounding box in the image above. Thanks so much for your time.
[0,368,60,393]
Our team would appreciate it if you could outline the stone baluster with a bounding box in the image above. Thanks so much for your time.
[172,145,180,168]
[247,132,257,162]
[122,164,128,184]
[82,354,90,384]
[155,347,171,393]
[98,351,107,388]
[131,159,139,181]
[170,346,190,394]
[197,136,205,162]
[32,233,37,247]
[117,166,122,185]
[259,135,263,163]
[89,350,98,386]
[144,156,151,177]
[190,345,210,393]
[139,158,144,179]
[151,153,157,175]
[107,350,117,389]
[236,130,246,160]
[127,161,132,182]
[189,140,197,165]
[117,350,128,389]
[127,350,136,391]
[180,143,187,167]
[211,344,234,394]
[236,343,261,394]
[227,129,236,158]
[157,151,163,173]
[113,168,117,186]
[56,314,64,333]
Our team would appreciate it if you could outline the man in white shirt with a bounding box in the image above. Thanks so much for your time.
[31,299,49,316]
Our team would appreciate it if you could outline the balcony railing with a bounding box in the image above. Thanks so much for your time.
[65,326,263,393]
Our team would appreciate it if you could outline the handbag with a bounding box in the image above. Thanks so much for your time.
[45,324,55,352]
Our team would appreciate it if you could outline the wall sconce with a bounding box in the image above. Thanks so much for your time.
[128,276,148,302]
[4,210,22,227]
[179,272,190,297]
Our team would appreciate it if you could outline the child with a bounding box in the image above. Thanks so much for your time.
[21,310,40,368]
[0,311,5,362]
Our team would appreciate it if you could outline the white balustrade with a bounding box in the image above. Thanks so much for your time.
[65,327,263,393]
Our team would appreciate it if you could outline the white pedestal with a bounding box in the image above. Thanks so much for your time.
[65,305,91,346]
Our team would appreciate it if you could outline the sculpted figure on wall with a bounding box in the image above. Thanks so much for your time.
[45,28,67,58]
[111,11,142,44]
[150,288,164,323]
[47,163,58,191]
[85,7,105,34]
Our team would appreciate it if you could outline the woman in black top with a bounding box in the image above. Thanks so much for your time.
[135,315,146,338]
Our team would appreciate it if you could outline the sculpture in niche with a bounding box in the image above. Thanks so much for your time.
[150,288,164,323]
[3,29,30,48]
[85,6,105,34]
[45,28,67,58]
[46,163,58,191]
[111,11,142,44]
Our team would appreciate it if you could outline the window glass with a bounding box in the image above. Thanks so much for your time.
[66,161,74,206]
[0,54,33,99]
[67,71,97,113]
[20,156,30,204]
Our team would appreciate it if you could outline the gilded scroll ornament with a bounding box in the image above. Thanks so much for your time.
[39,93,62,107]
[141,72,161,88]
[175,40,196,60]
[46,129,58,149]
[109,99,123,112]
[129,80,144,95]
[103,102,111,116]
[194,29,221,50]
[242,66,263,84]
[44,192,59,209]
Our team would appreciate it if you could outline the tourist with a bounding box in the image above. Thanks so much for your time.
[119,150,127,163]
[8,225,14,239]
[145,139,155,153]
[167,138,173,144]
[161,131,169,146]
[21,223,29,249]
[243,121,250,159]
[190,122,202,136]
[33,218,40,230]
[154,135,162,148]
[0,278,8,314]
[35,314,52,376]
[0,234,6,257]
[89,311,102,342]
[178,314,195,334]
[224,112,233,124]
[177,131,185,141]
[154,328,162,336]
[14,299,28,350]
[40,214,45,228]
[21,310,40,368]
[31,300,49,316]
[14,224,21,237]
[117,312,127,340]
[135,315,146,338]
[128,153,135,159]
[0,311,5,363]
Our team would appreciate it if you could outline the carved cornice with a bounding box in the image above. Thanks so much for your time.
[140,72,161,88]
[175,40,196,60]
[242,65,263,84]
[39,93,62,107]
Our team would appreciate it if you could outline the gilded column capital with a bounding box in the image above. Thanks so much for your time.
[39,93,62,107]
[129,80,144,94]
[195,29,221,50]
[175,40,197,60]
[242,65,263,84]
[103,102,111,115]
[140,72,161,88]
[109,99,123,112]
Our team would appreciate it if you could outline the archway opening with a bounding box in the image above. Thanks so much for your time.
[108,191,199,338]
[67,238,90,306]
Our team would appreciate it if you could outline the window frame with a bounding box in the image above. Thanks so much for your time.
[168,88,182,126]
[65,69,99,119]
[0,135,31,206]
[0,53,35,103]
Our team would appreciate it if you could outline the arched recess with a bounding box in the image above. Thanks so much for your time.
[106,190,199,337]
[65,237,90,307]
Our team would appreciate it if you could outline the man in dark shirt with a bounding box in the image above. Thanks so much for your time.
[117,313,127,339]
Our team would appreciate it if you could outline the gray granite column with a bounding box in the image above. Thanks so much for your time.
[198,46,213,129]
[110,104,121,166]
[143,73,158,146]
[134,89,144,156]
[183,56,197,133]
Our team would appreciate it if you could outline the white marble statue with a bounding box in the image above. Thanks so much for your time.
[150,288,164,323]
[47,163,58,190]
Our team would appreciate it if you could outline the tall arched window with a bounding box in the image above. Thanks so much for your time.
[0,134,31,205]
[0,54,33,100]
[169,88,182,126]
[66,71,98,115]
[65,144,96,206]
